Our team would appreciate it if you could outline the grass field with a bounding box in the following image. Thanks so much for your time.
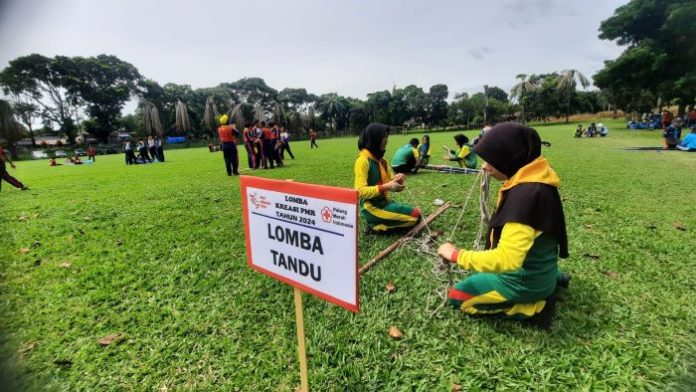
[1,120,695,391]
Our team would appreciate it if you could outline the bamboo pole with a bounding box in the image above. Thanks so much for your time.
[359,202,451,275]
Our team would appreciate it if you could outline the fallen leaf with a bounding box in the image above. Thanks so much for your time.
[582,253,600,260]
[433,198,445,206]
[385,282,396,293]
[98,333,124,346]
[604,271,618,278]
[452,384,463,392]
[431,230,443,239]
[388,326,403,340]
[17,216,27,222]
[674,222,686,231]
[59,262,71,268]
[19,248,29,254]
[18,341,38,356]
[584,224,594,229]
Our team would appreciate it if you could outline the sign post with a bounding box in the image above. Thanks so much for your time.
[240,176,359,390]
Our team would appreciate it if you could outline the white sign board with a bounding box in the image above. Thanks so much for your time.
[240,176,359,312]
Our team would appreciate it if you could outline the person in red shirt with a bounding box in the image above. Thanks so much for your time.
[271,123,284,167]
[0,144,28,191]
[261,121,276,169]
[310,129,318,148]
[87,145,96,161]
[217,115,240,176]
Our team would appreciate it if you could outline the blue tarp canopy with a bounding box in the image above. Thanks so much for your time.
[166,136,187,144]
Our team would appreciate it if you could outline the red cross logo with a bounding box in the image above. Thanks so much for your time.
[321,207,332,223]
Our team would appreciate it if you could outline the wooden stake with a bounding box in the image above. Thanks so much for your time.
[359,202,451,275]
[293,287,309,392]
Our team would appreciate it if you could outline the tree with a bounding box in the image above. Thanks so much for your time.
[427,84,449,125]
[316,93,346,133]
[556,69,590,123]
[63,55,142,142]
[174,100,193,136]
[0,100,24,159]
[203,97,219,138]
[12,100,39,146]
[595,0,696,114]
[485,86,509,103]
[142,99,164,138]
[510,74,536,124]
[0,54,82,144]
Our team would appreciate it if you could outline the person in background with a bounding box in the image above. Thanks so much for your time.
[677,127,696,151]
[663,120,682,149]
[390,138,421,174]
[271,123,284,167]
[147,136,157,162]
[598,123,609,137]
[574,124,584,138]
[447,134,477,169]
[437,122,570,330]
[586,123,597,137]
[124,140,136,165]
[138,139,150,163]
[87,145,96,161]
[280,127,295,160]
[418,135,431,166]
[218,114,240,176]
[242,123,257,169]
[155,136,165,162]
[354,123,421,234]
[49,158,59,166]
[310,128,319,148]
[0,143,28,191]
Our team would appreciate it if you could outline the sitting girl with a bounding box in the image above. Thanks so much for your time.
[354,123,421,233]
[445,134,477,169]
[437,123,570,329]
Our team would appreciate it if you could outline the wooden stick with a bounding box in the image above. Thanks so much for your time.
[294,287,309,392]
[359,202,451,275]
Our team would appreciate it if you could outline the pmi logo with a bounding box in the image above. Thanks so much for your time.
[321,206,332,223]
[249,193,271,209]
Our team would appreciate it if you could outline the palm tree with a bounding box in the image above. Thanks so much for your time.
[556,69,590,123]
[318,95,344,134]
[203,97,219,138]
[175,100,192,135]
[141,99,164,138]
[227,101,245,130]
[510,74,535,124]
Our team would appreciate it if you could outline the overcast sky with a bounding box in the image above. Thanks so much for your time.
[0,0,627,101]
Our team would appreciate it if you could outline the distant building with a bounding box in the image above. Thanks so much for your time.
[18,136,67,146]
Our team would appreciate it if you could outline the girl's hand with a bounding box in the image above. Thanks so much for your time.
[437,242,457,260]
[393,173,405,184]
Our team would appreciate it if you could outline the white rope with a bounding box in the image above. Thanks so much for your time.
[446,170,483,242]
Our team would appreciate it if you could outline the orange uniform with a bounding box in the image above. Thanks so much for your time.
[218,125,238,143]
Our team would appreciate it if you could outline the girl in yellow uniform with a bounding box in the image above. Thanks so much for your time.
[437,123,570,329]
[354,123,421,233]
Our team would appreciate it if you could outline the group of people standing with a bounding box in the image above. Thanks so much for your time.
[124,136,165,165]
[354,122,569,329]
[216,115,300,176]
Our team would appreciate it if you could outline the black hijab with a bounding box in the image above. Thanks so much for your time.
[474,122,569,258]
[474,122,541,178]
[358,123,390,160]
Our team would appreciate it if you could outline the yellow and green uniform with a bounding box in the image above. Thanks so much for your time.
[446,157,565,318]
[450,145,477,169]
[391,144,419,166]
[354,149,420,232]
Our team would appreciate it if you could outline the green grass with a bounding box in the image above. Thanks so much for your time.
[1,120,695,390]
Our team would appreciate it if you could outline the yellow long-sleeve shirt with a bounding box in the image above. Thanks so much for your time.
[449,222,541,273]
[354,149,393,201]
